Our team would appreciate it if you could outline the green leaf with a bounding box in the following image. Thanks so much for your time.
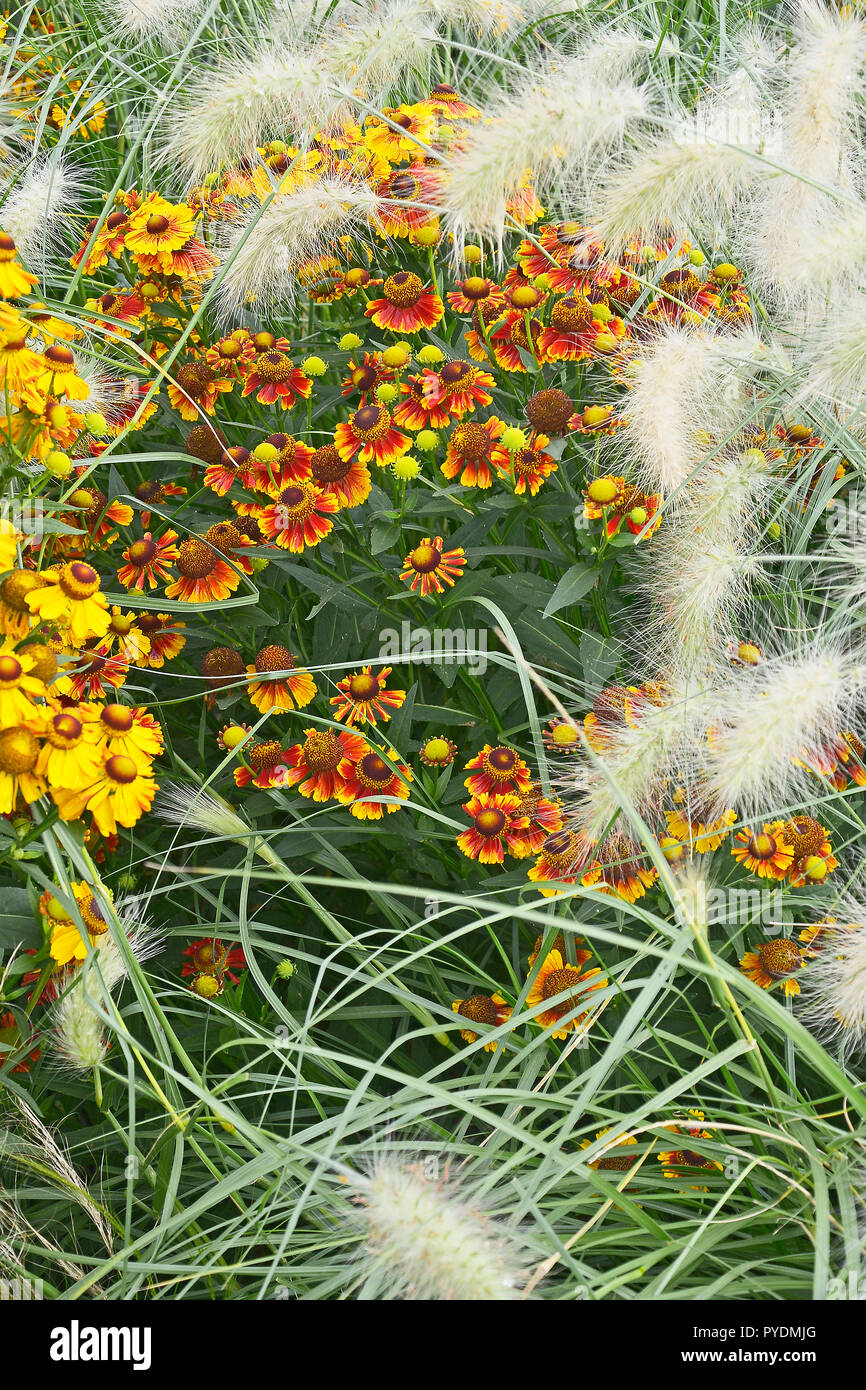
[0,888,39,951]
[542,563,596,617]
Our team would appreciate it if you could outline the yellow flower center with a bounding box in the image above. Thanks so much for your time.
[474,807,507,837]
[0,726,39,774]
[350,405,391,442]
[450,422,490,460]
[481,746,519,780]
[458,994,497,1025]
[101,704,135,733]
[551,296,593,333]
[249,740,283,772]
[176,538,218,579]
[48,713,83,746]
[357,752,393,788]
[408,542,441,573]
[254,351,297,383]
[422,737,452,763]
[311,444,351,484]
[278,481,317,520]
[542,966,583,1003]
[59,561,100,600]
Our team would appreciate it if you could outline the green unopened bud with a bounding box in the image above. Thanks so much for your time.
[416,429,439,452]
[84,411,108,436]
[276,959,295,980]
[302,355,326,377]
[45,450,72,477]
[501,426,527,452]
[339,333,362,351]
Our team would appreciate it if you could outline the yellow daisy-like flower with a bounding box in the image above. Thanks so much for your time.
[666,788,737,854]
[525,948,607,1040]
[0,640,44,722]
[52,750,157,836]
[124,194,197,273]
[34,703,102,790]
[739,937,804,996]
[0,521,23,574]
[0,233,38,300]
[0,724,46,812]
[245,644,317,715]
[25,561,110,645]
[580,1127,639,1172]
[657,1110,722,1183]
[92,702,164,769]
[47,882,113,966]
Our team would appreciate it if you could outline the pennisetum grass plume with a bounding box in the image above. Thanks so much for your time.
[700,638,866,819]
[644,446,775,677]
[213,175,381,319]
[799,901,866,1061]
[799,294,866,423]
[346,1156,531,1299]
[440,49,646,257]
[51,900,163,1074]
[748,0,866,305]
[165,47,343,189]
[102,0,209,44]
[565,678,711,842]
[614,324,767,497]
[0,157,76,267]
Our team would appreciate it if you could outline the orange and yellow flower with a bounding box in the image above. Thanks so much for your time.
[245,643,317,714]
[525,948,607,1040]
[330,666,406,726]
[739,937,804,996]
[399,536,466,595]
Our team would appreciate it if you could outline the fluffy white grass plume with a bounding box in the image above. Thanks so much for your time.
[700,640,866,818]
[569,679,711,841]
[316,0,438,103]
[440,51,646,257]
[748,2,866,304]
[785,201,866,301]
[0,157,75,266]
[214,175,380,319]
[166,48,340,188]
[799,295,866,422]
[799,904,866,1060]
[413,0,526,30]
[51,902,163,1073]
[103,0,208,43]
[158,780,250,840]
[645,447,774,676]
[589,114,767,258]
[3,1095,113,1251]
[52,969,109,1073]
[347,1156,530,1299]
[615,324,766,497]
[820,506,866,618]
